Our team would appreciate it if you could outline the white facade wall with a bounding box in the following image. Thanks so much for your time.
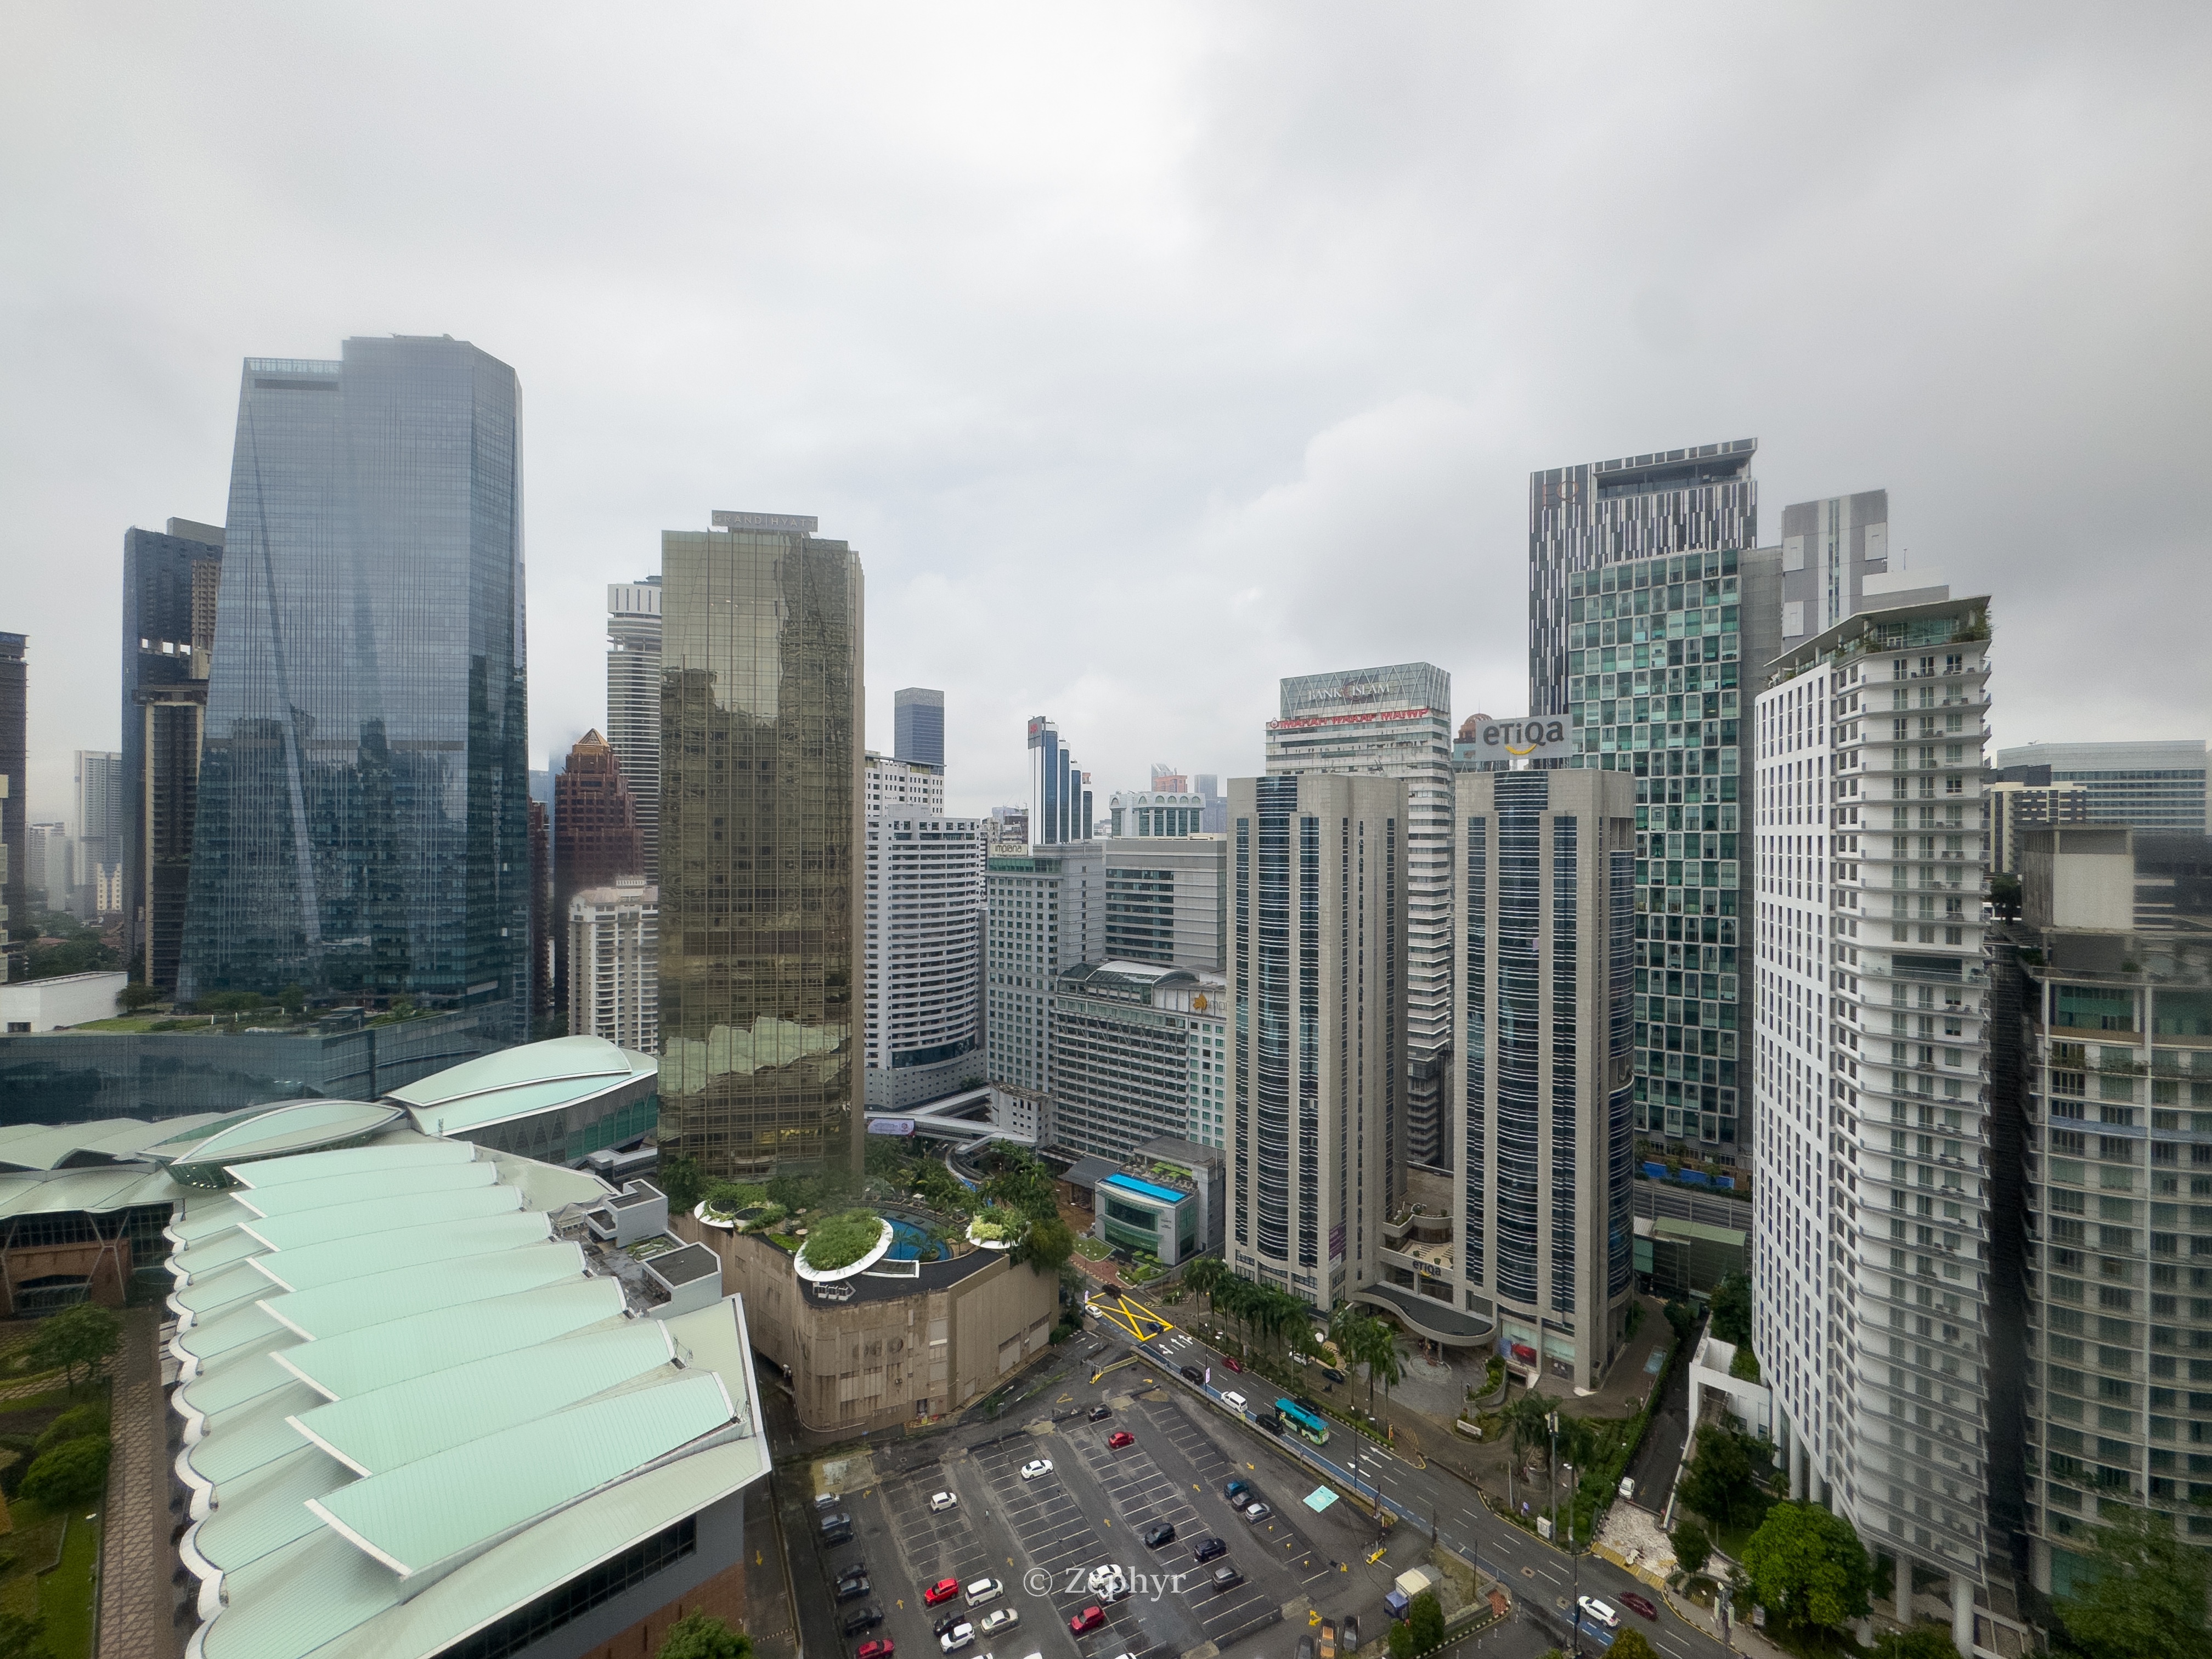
[863,812,985,1082]
[568,879,658,1053]
[987,845,1104,1136]
[865,753,946,818]
[0,970,127,1032]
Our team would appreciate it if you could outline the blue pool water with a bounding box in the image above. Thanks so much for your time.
[884,1219,936,1261]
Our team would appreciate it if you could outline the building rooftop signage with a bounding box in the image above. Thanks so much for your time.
[710,510,820,533]
[1453,715,1572,768]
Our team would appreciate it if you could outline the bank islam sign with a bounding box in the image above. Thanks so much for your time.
[1454,715,1573,766]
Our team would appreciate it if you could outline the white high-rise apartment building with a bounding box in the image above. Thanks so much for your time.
[568,876,658,1053]
[988,844,1103,1144]
[862,775,986,1110]
[606,578,663,877]
[1268,664,1453,1172]
[1225,773,1406,1308]
[1752,589,1994,1657]
[1103,836,1227,973]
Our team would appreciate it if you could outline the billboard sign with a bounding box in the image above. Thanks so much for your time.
[1453,715,1572,768]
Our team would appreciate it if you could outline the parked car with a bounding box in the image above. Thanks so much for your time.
[1192,1536,1227,1563]
[929,1491,961,1514]
[1578,1597,1619,1630]
[1288,1351,1310,1367]
[1223,1357,1244,1373]
[939,1622,975,1654]
[1223,1479,1250,1503]
[1142,1522,1176,1548]
[823,1526,855,1547]
[965,1577,1002,1608]
[1221,1390,1248,1411]
[837,1561,870,1584]
[1320,1367,1347,1384]
[1087,1565,1126,1598]
[856,1641,894,1659]
[1617,1476,1636,1500]
[980,1608,1022,1637]
[1019,1458,1054,1480]
[1107,1430,1135,1449]
[820,1511,854,1534]
[837,1576,872,1602]
[1621,1592,1658,1622]
[1088,1404,1112,1421]
[933,1615,966,1639]
[1211,1564,1245,1592]
[1342,1617,1359,1650]
[843,1609,884,1637]
[817,1492,844,1510]
[1069,1606,1106,1634]
[1298,1638,1314,1659]
[924,1578,962,1606]
[1242,1500,1272,1523]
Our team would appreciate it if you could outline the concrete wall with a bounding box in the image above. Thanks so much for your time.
[0,972,126,1032]
[2022,827,2135,933]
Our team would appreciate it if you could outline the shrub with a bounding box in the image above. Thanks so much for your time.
[658,1612,753,1659]
[21,1436,111,1508]
[33,1405,108,1457]
[799,1210,887,1272]
[1730,1344,1762,1382]
[967,1205,1024,1243]
[1672,1519,1713,1575]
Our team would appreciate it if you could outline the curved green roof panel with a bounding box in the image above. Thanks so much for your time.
[274,1277,627,1401]
[228,1139,475,1189]
[258,1242,586,1344]
[148,1099,408,1177]
[246,1211,552,1295]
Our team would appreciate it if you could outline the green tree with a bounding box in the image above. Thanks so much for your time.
[1989,871,2023,922]
[20,1436,110,1508]
[1739,1500,1871,1632]
[1609,1632,1659,1659]
[657,1154,706,1215]
[1184,1256,1228,1311]
[1504,1391,1551,1470]
[119,980,162,1014]
[277,982,307,1014]
[32,1405,106,1457]
[1871,1627,1961,1659]
[1014,1213,1075,1273]
[980,1149,1059,1222]
[657,1612,753,1659]
[1708,1271,1752,1345]
[1679,1425,1771,1531]
[1362,1317,1408,1412]
[1387,1589,1445,1657]
[0,1611,54,1659]
[1729,1344,1762,1382]
[1663,1297,1701,1348]
[2057,1505,2212,1659]
[1671,1518,1712,1575]
[30,1303,120,1392]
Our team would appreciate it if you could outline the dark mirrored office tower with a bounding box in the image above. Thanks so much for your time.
[122,519,224,988]
[177,339,529,1040]
[0,634,24,973]
[895,687,944,769]
[1529,441,1759,718]
[659,511,863,1178]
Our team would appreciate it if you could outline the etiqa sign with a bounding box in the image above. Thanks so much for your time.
[1455,716,1572,765]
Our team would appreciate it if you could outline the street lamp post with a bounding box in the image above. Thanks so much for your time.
[1562,1460,1579,1658]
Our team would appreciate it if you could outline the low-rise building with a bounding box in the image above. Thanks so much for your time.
[0,969,125,1032]
[1108,791,1206,838]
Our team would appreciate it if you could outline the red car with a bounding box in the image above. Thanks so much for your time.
[858,1643,895,1659]
[1107,1430,1135,1449]
[1223,1357,1244,1373]
[923,1578,961,1606]
[1069,1605,1106,1634]
[1621,1592,1658,1622]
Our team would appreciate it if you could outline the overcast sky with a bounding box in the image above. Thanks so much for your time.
[5,4,2208,825]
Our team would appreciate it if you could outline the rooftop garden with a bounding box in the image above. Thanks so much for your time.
[798,1209,891,1273]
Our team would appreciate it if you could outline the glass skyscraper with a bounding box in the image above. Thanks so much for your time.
[657,511,863,1178]
[895,687,945,769]
[177,338,530,1041]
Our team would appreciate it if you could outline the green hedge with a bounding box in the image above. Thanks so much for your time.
[799,1210,888,1272]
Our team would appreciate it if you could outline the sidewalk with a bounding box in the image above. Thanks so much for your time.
[97,1307,180,1659]
[1660,1578,1795,1659]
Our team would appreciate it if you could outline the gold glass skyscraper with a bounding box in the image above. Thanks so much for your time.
[658,511,864,1178]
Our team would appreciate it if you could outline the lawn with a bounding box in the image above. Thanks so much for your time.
[0,1497,98,1657]
[1073,1236,1113,1261]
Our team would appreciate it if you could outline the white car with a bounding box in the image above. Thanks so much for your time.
[1086,1564,1127,1598]
[980,1608,1021,1637]
[940,1622,975,1654]
[929,1490,961,1514]
[1019,1458,1054,1480]
[1578,1596,1619,1630]
[1221,1390,1248,1411]
[966,1577,1002,1607]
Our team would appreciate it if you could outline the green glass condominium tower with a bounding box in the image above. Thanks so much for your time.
[657,511,864,1179]
[178,339,529,1040]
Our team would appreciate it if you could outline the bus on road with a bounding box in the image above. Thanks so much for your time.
[1274,1398,1329,1445]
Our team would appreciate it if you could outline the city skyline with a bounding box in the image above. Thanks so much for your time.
[7,13,2207,832]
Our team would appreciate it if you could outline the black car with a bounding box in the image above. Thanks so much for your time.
[836,1576,871,1602]
[1088,1404,1112,1421]
[1319,1367,1347,1385]
[933,1613,966,1638]
[836,1562,869,1585]
[1211,1564,1245,1593]
[1192,1535,1227,1563]
[1180,1363,1204,1383]
[1142,1522,1176,1548]
[1299,1639,1315,1659]
[842,1608,883,1637]
[1342,1618,1360,1650]
[822,1526,854,1547]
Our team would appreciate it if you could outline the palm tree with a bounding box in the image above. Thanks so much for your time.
[1327,1300,1367,1375]
[1363,1317,1407,1416]
[1504,1390,1551,1472]
[1185,1256,1227,1315]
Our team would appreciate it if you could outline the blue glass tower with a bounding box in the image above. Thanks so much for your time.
[178,337,530,1040]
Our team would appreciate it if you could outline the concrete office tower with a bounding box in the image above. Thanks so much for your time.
[569,874,659,1052]
[1530,441,1760,720]
[1108,791,1205,838]
[895,687,945,769]
[1051,962,1228,1155]
[1224,772,1406,1310]
[607,577,663,878]
[1990,826,2212,1622]
[121,520,223,989]
[178,341,529,1037]
[862,806,986,1110]
[71,752,122,918]
[1103,836,1227,972]
[1025,716,1091,846]
[1989,778,2091,874]
[0,634,22,976]
[659,510,863,1178]
[26,825,71,914]
[1195,773,1226,834]
[1777,490,1937,647]
[527,797,551,1028]
[986,843,1103,1144]
[554,730,642,1017]
[1751,591,1996,1651]
[865,752,945,817]
[1268,663,1452,1172]
[1452,766,1639,1387]
[1995,740,2210,835]
[1564,546,1782,1163]
[1150,765,1189,793]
